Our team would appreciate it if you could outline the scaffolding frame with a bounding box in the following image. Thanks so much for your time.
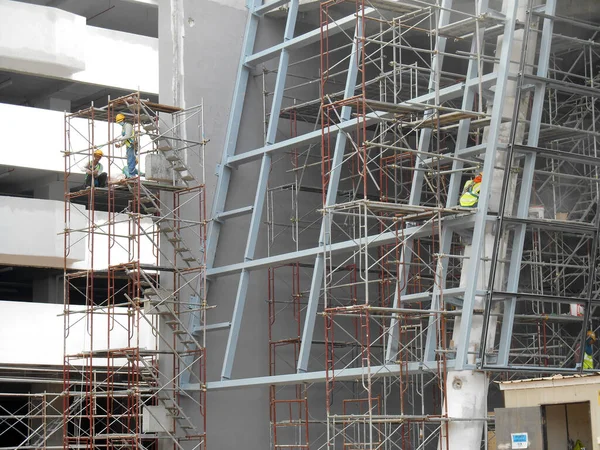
[62,92,208,450]
[194,0,600,449]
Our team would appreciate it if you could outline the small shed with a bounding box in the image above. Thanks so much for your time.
[497,373,600,450]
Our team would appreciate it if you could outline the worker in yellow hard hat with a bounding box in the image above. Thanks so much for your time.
[459,172,482,208]
[82,149,107,188]
[584,330,596,369]
[114,113,138,178]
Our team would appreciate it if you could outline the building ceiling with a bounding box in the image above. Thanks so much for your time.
[10,0,158,38]
[0,70,157,112]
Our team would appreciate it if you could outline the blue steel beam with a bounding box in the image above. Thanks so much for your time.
[185,359,457,391]
[385,0,453,364]
[221,0,299,381]
[254,0,290,15]
[454,0,519,370]
[244,8,374,66]
[207,220,436,277]
[206,0,263,270]
[226,72,501,166]
[493,0,556,367]
[384,242,412,363]
[423,0,489,363]
[296,18,364,373]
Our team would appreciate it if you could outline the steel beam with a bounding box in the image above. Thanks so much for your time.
[492,0,556,368]
[206,0,262,270]
[221,0,299,381]
[192,322,231,334]
[254,0,289,15]
[297,17,363,373]
[386,0,453,364]
[207,221,434,277]
[187,359,457,391]
[422,3,487,363]
[226,72,501,166]
[454,0,518,369]
[384,241,413,363]
[244,8,374,66]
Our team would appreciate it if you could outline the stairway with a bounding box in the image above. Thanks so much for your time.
[124,99,200,187]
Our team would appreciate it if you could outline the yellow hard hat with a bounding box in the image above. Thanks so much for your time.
[588,330,596,342]
[115,113,126,123]
[93,149,103,157]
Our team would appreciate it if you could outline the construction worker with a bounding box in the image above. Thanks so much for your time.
[459,172,482,208]
[584,330,596,369]
[114,113,138,178]
[82,149,107,188]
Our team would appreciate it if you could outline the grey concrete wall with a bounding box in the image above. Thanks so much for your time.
[159,0,271,447]
[158,1,361,447]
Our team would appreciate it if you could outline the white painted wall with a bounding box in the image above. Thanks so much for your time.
[0,196,85,268]
[70,212,158,271]
[0,103,95,172]
[71,26,158,93]
[0,0,85,76]
[0,301,157,366]
[0,0,158,94]
[0,195,156,270]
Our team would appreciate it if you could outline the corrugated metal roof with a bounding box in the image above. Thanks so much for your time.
[498,372,600,391]
[498,372,600,385]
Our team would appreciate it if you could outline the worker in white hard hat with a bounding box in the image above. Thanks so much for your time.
[82,149,107,188]
[114,113,138,178]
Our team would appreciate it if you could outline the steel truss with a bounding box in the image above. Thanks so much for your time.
[62,92,207,449]
[202,0,600,448]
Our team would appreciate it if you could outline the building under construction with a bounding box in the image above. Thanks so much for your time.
[1,0,600,448]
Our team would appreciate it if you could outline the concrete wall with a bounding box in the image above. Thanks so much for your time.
[159,0,332,445]
[0,195,155,270]
[502,378,600,450]
[158,0,274,447]
[0,301,156,366]
[0,196,85,268]
[0,0,158,94]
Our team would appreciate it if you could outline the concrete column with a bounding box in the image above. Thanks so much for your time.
[32,97,71,113]
[33,180,64,201]
[32,275,62,304]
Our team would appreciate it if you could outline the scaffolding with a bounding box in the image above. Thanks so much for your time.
[195,0,600,448]
[62,92,207,449]
[0,390,63,450]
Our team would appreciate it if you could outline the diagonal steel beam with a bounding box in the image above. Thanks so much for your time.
[297,17,364,373]
[454,0,518,369]
[221,0,300,381]
[206,0,264,270]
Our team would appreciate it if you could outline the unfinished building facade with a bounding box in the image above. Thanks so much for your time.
[184,0,600,448]
[2,0,600,449]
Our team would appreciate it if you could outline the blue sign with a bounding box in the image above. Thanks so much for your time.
[511,432,528,449]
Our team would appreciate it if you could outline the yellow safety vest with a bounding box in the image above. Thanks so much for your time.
[460,180,481,207]
[121,123,136,148]
[584,352,594,369]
